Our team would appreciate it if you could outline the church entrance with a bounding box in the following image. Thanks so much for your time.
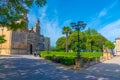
[30,44,33,54]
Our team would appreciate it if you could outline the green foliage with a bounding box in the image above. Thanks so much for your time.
[56,28,107,52]
[56,37,66,51]
[50,46,57,51]
[0,35,6,44]
[62,26,72,34]
[85,28,107,52]
[40,51,103,65]
[61,57,75,65]
[104,41,115,49]
[0,0,46,30]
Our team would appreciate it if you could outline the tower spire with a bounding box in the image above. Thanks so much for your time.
[33,19,40,35]
[23,13,28,29]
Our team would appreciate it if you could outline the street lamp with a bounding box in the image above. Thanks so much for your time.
[71,21,86,58]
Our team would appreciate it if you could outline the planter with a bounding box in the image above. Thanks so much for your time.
[74,57,83,70]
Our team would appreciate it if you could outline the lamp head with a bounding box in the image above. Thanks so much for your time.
[81,23,86,29]
[78,21,84,26]
[71,22,76,27]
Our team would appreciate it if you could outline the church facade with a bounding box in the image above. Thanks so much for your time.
[0,19,50,55]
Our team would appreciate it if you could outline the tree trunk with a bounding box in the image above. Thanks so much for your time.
[66,32,68,55]
[90,41,92,52]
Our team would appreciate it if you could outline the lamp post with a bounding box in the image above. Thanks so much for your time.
[71,21,86,58]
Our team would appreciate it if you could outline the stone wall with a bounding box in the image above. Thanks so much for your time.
[11,31,28,54]
[0,27,12,55]
[0,26,50,55]
[0,28,28,55]
[44,37,50,51]
[116,38,120,55]
[102,46,113,61]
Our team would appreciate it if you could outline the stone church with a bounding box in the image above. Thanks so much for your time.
[0,16,50,55]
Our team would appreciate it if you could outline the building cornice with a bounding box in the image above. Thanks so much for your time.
[116,37,120,40]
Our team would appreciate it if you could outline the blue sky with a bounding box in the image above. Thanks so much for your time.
[27,0,120,46]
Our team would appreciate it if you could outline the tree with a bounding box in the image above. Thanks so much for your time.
[0,35,6,44]
[56,28,108,52]
[0,0,46,30]
[69,31,78,51]
[104,41,115,49]
[56,37,66,51]
[85,28,107,52]
[62,26,71,55]
[0,0,46,44]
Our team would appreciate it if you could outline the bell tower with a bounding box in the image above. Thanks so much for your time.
[23,14,28,29]
[33,19,40,35]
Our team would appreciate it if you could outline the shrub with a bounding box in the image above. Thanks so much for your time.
[60,57,75,65]
[40,51,102,66]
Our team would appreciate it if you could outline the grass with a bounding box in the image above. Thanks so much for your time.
[40,51,102,58]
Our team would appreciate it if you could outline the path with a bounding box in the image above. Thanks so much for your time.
[0,55,119,80]
[81,56,120,78]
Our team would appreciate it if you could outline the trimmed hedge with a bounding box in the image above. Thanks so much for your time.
[40,51,102,66]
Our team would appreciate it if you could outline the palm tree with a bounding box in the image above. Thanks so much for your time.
[62,26,71,55]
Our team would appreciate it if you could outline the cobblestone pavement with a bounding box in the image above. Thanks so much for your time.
[0,55,119,80]
[81,56,120,79]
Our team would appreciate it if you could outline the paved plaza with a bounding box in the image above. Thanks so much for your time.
[81,56,120,78]
[0,55,120,80]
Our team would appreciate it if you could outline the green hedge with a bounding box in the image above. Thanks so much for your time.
[60,57,75,65]
[40,51,102,66]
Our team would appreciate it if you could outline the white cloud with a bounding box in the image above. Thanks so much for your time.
[63,19,72,26]
[98,8,107,17]
[40,18,62,46]
[39,6,62,46]
[109,0,118,9]
[27,14,37,27]
[28,5,69,46]
[39,6,47,20]
[99,19,120,41]
[99,0,118,18]
[88,0,118,29]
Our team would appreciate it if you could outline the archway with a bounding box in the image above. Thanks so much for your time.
[29,44,33,54]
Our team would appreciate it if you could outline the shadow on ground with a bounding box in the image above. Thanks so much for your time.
[81,62,120,78]
[0,57,119,80]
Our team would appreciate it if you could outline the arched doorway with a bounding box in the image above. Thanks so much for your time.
[30,44,33,54]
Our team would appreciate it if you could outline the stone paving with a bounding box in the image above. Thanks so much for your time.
[81,56,120,78]
[0,55,119,80]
